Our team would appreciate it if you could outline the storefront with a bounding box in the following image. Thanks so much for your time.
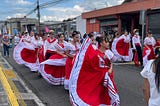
[99,15,118,35]
[147,9,160,39]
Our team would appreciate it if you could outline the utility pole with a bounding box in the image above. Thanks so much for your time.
[37,0,40,34]
[140,10,146,48]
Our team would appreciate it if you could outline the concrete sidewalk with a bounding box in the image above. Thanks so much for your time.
[0,55,18,106]
[0,79,9,106]
[0,54,45,106]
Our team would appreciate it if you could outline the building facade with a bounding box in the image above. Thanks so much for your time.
[0,18,38,35]
[41,19,76,35]
[76,15,86,35]
[82,0,160,39]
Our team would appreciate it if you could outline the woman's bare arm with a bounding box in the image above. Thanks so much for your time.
[142,78,150,106]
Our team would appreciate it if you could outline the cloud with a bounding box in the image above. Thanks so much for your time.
[3,0,124,22]
[13,13,26,18]
[2,0,33,20]
[41,5,84,21]
[40,0,124,22]
[5,0,32,6]
[73,5,84,13]
[6,13,25,19]
[6,16,11,19]
[47,5,84,13]
[3,7,28,19]
[41,16,63,22]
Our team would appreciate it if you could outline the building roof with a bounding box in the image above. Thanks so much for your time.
[122,0,143,4]
[123,0,133,4]
[82,0,160,19]
[123,0,145,4]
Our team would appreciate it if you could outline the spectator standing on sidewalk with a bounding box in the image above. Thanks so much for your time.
[141,47,160,106]
[1,34,10,57]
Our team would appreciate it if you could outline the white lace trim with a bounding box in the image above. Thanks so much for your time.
[13,41,39,71]
[40,64,64,85]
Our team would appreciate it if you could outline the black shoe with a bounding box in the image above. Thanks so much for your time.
[37,72,42,78]
[32,71,37,73]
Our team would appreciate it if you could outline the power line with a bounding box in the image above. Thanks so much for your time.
[40,0,65,9]
[24,0,69,34]
[26,7,37,16]
[25,0,66,16]
[25,1,38,16]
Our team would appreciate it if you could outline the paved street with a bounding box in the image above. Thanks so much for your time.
[0,46,146,106]
[0,0,160,105]
[114,64,146,106]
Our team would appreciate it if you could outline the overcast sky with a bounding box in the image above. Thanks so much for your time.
[0,0,124,22]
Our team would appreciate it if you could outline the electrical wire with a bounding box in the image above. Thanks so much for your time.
[25,0,68,16]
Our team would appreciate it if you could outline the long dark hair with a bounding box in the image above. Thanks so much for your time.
[96,36,109,46]
[154,47,160,92]
[72,31,78,38]
[88,32,94,38]
[57,33,64,38]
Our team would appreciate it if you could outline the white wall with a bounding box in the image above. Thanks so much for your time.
[76,15,86,36]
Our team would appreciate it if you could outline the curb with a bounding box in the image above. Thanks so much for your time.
[0,67,19,106]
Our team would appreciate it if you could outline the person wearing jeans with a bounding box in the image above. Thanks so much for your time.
[1,35,10,57]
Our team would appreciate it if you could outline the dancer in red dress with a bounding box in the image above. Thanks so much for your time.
[64,31,81,90]
[43,30,57,60]
[41,33,68,85]
[143,31,156,66]
[13,32,43,71]
[69,36,120,106]
[38,32,47,63]
[37,32,48,77]
[111,31,133,61]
